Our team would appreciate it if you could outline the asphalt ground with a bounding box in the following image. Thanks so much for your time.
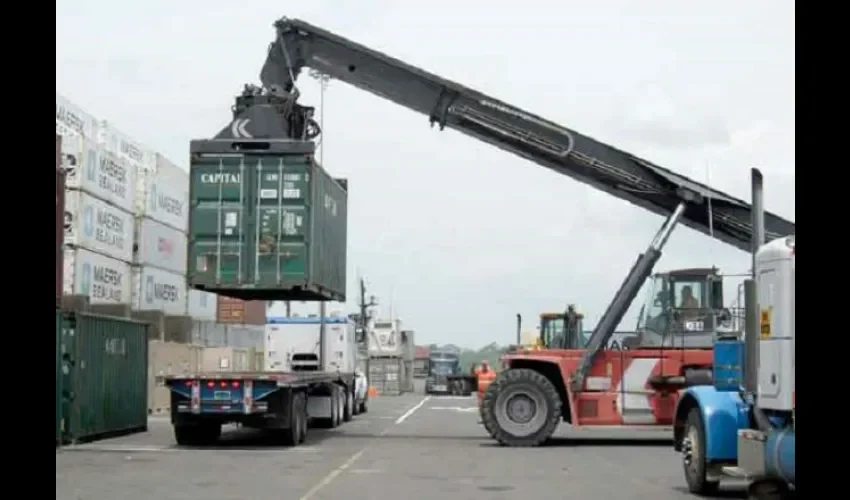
[56,380,748,500]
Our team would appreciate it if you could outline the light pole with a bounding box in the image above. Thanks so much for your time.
[308,70,330,164]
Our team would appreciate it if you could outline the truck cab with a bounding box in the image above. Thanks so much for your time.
[425,352,463,394]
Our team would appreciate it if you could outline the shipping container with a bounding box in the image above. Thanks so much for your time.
[131,266,188,316]
[136,153,189,231]
[216,296,266,325]
[134,217,188,274]
[187,153,348,301]
[59,311,148,443]
[368,357,403,396]
[57,135,66,308]
[201,347,250,372]
[97,120,156,172]
[63,247,133,305]
[56,309,63,444]
[264,317,357,373]
[147,340,203,414]
[56,92,99,139]
[191,321,264,349]
[186,289,218,320]
[64,190,135,263]
[61,135,136,214]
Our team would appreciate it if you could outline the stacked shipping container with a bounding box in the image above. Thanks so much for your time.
[56,92,266,325]
[57,94,136,307]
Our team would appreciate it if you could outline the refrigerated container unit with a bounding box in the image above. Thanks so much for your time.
[136,153,189,232]
[64,190,135,263]
[56,92,99,140]
[57,134,65,308]
[63,247,133,305]
[264,317,357,374]
[131,265,188,316]
[186,289,218,321]
[97,120,156,173]
[60,135,136,214]
[187,148,348,302]
[133,217,188,275]
[367,319,405,358]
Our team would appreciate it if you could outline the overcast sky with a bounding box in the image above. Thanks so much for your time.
[56,0,795,348]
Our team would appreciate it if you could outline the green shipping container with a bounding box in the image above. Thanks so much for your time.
[56,309,63,445]
[61,312,149,444]
[188,152,348,302]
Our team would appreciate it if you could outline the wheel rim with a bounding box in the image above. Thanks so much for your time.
[493,386,547,437]
[684,424,701,478]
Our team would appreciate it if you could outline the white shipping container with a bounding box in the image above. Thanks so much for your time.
[132,266,188,316]
[59,134,136,214]
[56,92,99,139]
[63,247,133,304]
[97,120,156,172]
[264,317,357,374]
[134,217,188,274]
[187,289,218,321]
[64,190,135,263]
[136,154,189,231]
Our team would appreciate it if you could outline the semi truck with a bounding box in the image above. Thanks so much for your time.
[674,172,795,499]
[425,350,475,396]
[183,17,794,447]
[165,315,359,446]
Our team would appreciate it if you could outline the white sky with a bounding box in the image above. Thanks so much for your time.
[56,0,795,347]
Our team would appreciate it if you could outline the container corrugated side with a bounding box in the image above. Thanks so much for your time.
[57,134,65,308]
[136,153,189,231]
[131,266,188,316]
[134,217,188,274]
[63,247,133,305]
[186,289,218,320]
[56,92,99,139]
[64,311,148,443]
[56,309,63,444]
[97,120,156,173]
[368,357,402,396]
[64,190,135,263]
[61,135,136,214]
[187,153,347,301]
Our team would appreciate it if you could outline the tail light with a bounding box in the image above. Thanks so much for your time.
[232,381,240,388]
[206,381,215,388]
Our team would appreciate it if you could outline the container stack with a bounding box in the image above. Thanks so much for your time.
[130,151,191,318]
[56,93,136,315]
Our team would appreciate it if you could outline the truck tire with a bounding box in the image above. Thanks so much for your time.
[682,407,720,495]
[297,393,309,444]
[480,368,560,447]
[359,398,368,414]
[343,388,354,422]
[174,422,221,446]
[280,393,303,447]
[335,388,346,426]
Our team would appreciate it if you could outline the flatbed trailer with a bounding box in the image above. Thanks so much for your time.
[165,370,357,446]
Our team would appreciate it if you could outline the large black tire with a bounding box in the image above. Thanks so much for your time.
[480,368,561,447]
[174,422,221,446]
[279,393,303,447]
[359,399,368,414]
[343,387,354,422]
[682,407,720,495]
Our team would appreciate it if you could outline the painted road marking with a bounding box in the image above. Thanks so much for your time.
[60,444,320,454]
[429,406,478,412]
[299,396,432,500]
[395,396,432,424]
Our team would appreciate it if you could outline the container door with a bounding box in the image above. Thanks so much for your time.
[189,156,255,286]
[253,157,311,287]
